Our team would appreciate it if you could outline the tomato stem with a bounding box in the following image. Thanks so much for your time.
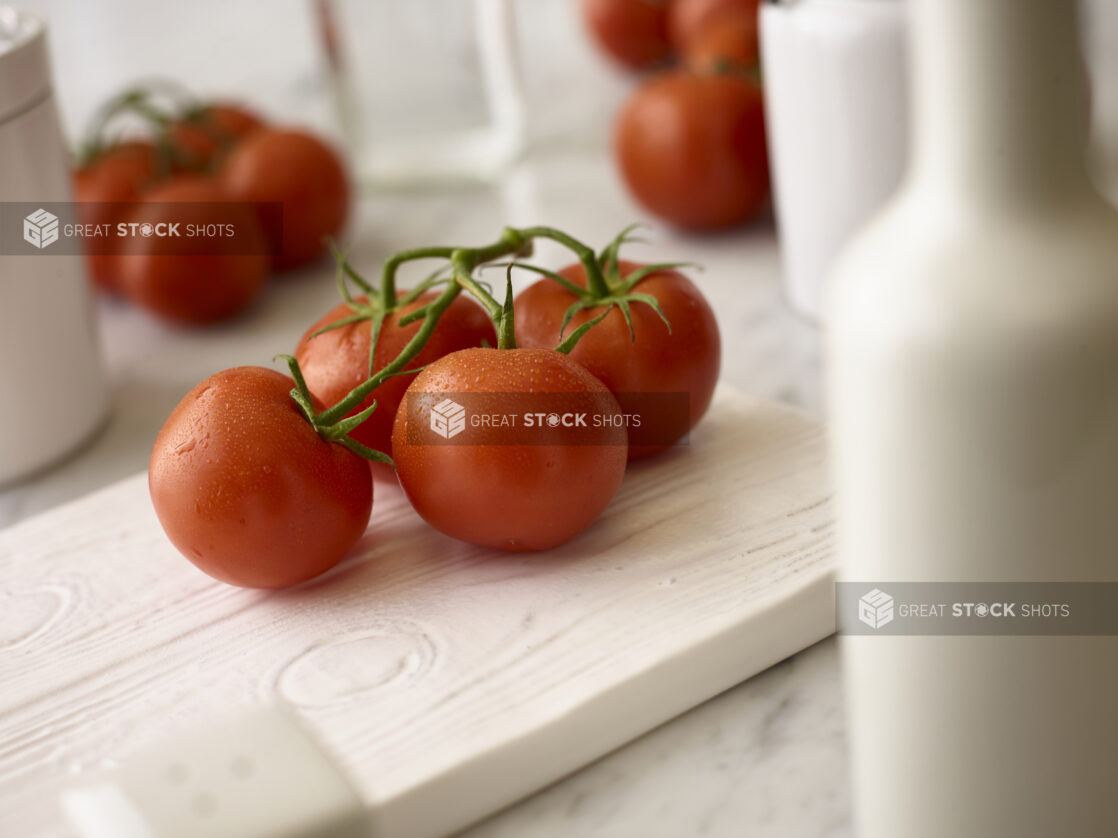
[277,353,395,466]
[445,227,531,348]
[77,81,218,175]
[306,228,529,441]
[498,265,518,350]
[315,279,466,427]
[453,268,501,320]
[516,226,611,297]
[379,246,456,308]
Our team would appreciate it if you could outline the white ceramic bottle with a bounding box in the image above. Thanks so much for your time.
[828,0,1118,835]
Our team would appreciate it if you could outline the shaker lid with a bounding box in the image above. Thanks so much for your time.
[0,6,50,124]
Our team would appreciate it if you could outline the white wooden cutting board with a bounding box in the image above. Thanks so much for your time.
[0,386,835,838]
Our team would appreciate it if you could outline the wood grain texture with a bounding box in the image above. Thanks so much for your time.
[0,386,835,838]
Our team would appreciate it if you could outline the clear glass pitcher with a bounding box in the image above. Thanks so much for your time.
[315,0,526,189]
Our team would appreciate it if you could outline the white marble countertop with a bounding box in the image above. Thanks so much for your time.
[1,1,850,835]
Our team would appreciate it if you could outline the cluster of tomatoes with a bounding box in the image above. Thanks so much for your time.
[149,226,721,589]
[72,89,349,324]
[582,0,769,231]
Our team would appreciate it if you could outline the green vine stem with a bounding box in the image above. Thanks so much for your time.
[81,86,172,155]
[77,81,223,175]
[315,279,465,428]
[516,225,611,297]
[301,227,532,439]
[378,246,455,308]
[285,222,685,463]
[483,225,692,346]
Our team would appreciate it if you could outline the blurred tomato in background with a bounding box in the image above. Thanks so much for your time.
[615,72,767,230]
[682,11,759,73]
[221,127,350,271]
[72,140,160,292]
[579,0,672,70]
[114,177,270,325]
[668,0,760,55]
[578,0,769,232]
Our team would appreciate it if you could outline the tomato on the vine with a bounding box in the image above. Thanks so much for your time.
[149,366,373,588]
[221,128,349,270]
[392,347,627,551]
[296,292,496,456]
[148,223,717,584]
[116,177,269,324]
[514,259,720,459]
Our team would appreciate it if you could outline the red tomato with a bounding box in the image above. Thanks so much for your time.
[167,103,265,170]
[295,292,497,456]
[514,260,720,459]
[614,71,768,230]
[74,140,159,195]
[116,177,269,324]
[668,0,759,50]
[683,11,759,72]
[150,366,373,588]
[221,128,349,271]
[199,103,265,140]
[580,0,672,71]
[72,141,161,292]
[392,348,627,550]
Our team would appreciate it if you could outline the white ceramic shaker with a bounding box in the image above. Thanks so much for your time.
[760,0,908,322]
[0,6,108,485]
[828,0,1118,835]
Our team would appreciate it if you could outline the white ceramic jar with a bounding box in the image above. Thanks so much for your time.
[0,6,108,486]
[760,0,908,322]
[829,0,1118,835]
